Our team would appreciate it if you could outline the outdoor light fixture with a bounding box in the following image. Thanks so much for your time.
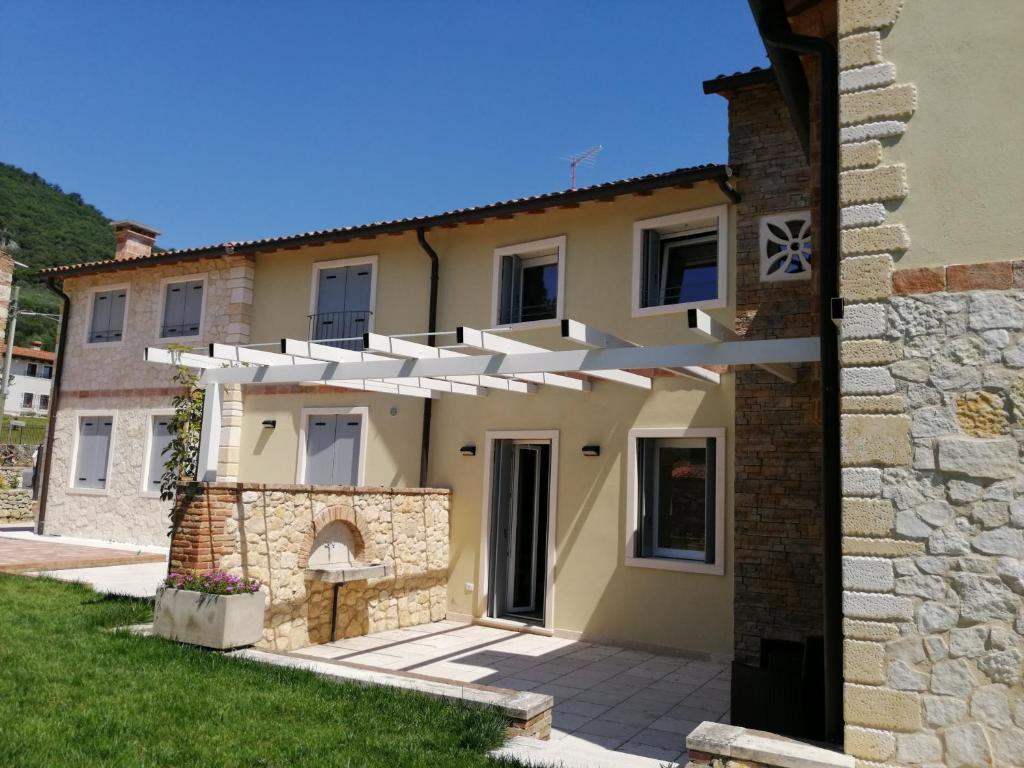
[582,444,601,457]
[262,420,277,429]
[460,445,476,456]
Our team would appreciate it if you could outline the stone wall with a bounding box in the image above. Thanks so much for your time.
[838,1,1023,765]
[0,489,33,523]
[170,482,449,651]
[720,77,821,665]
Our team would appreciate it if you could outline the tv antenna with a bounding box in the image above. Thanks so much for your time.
[566,145,603,190]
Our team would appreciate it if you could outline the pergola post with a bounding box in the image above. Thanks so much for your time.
[196,382,222,482]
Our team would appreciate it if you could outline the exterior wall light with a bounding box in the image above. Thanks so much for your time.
[460,445,476,456]
[262,420,277,429]
[582,444,600,457]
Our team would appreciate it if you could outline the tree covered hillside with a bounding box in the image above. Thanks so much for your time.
[0,162,116,350]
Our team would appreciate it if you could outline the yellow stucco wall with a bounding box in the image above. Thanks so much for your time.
[883,0,1024,269]
[237,182,738,654]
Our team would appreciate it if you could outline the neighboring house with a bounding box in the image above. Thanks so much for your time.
[1,342,54,416]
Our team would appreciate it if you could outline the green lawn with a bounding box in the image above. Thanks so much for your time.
[0,575,522,768]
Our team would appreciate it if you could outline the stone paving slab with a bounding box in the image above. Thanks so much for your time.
[0,534,166,573]
[292,621,733,766]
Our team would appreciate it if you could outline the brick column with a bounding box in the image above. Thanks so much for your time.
[169,483,239,572]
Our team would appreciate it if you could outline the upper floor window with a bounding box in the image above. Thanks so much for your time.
[310,256,376,350]
[632,205,728,316]
[26,363,37,377]
[492,236,565,328]
[42,365,53,379]
[160,278,206,339]
[87,287,128,344]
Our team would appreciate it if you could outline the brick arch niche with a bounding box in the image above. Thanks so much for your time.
[298,504,374,569]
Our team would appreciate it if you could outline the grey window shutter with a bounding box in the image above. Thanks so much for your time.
[90,292,112,342]
[181,280,204,336]
[642,229,661,308]
[637,438,655,557]
[75,419,95,486]
[333,418,361,486]
[498,254,516,324]
[162,283,187,337]
[95,420,113,488]
[148,418,173,491]
[108,291,126,340]
[305,415,337,485]
[704,438,717,564]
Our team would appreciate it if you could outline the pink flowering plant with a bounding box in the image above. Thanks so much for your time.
[162,570,262,596]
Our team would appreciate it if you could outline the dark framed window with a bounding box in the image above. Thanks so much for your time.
[39,394,49,410]
[21,392,33,409]
[640,228,719,308]
[635,435,717,563]
[26,363,37,377]
[496,239,563,325]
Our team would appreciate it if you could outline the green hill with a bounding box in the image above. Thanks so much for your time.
[0,162,116,351]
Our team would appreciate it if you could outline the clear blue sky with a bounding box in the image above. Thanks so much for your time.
[2,1,766,250]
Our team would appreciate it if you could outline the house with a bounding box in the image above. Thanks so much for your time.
[37,0,1024,760]
[36,68,823,670]
[1,342,55,416]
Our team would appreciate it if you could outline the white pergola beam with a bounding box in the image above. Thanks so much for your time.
[364,332,535,394]
[144,347,229,370]
[687,309,798,384]
[458,327,592,392]
[560,319,719,386]
[198,336,821,386]
[271,339,477,396]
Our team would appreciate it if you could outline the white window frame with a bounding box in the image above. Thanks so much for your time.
[625,426,726,575]
[140,408,175,498]
[295,406,369,486]
[83,283,130,347]
[478,430,559,633]
[68,410,118,496]
[631,205,728,317]
[156,273,209,343]
[21,392,33,409]
[491,236,566,330]
[308,255,379,334]
[39,394,50,410]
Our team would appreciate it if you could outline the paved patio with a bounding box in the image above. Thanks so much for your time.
[292,621,731,765]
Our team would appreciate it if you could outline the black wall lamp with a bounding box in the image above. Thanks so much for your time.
[262,420,277,429]
[460,445,476,456]
[582,444,601,457]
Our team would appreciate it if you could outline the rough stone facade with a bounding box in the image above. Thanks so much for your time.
[721,77,822,665]
[42,255,255,546]
[170,482,449,651]
[838,1,1023,765]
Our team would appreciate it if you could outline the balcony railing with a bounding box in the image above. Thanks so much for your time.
[308,310,372,351]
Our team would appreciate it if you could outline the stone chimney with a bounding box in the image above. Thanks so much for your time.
[30,340,43,350]
[112,220,160,261]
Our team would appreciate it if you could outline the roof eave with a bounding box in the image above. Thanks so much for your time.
[42,164,733,279]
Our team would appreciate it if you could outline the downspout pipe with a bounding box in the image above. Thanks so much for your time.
[35,278,71,535]
[758,27,842,744]
[416,227,439,488]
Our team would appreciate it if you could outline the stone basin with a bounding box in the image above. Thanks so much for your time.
[305,562,388,584]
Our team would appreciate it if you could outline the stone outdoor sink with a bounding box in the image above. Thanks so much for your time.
[304,527,387,583]
[305,560,388,583]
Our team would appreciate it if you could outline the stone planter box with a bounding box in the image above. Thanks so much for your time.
[154,587,265,650]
